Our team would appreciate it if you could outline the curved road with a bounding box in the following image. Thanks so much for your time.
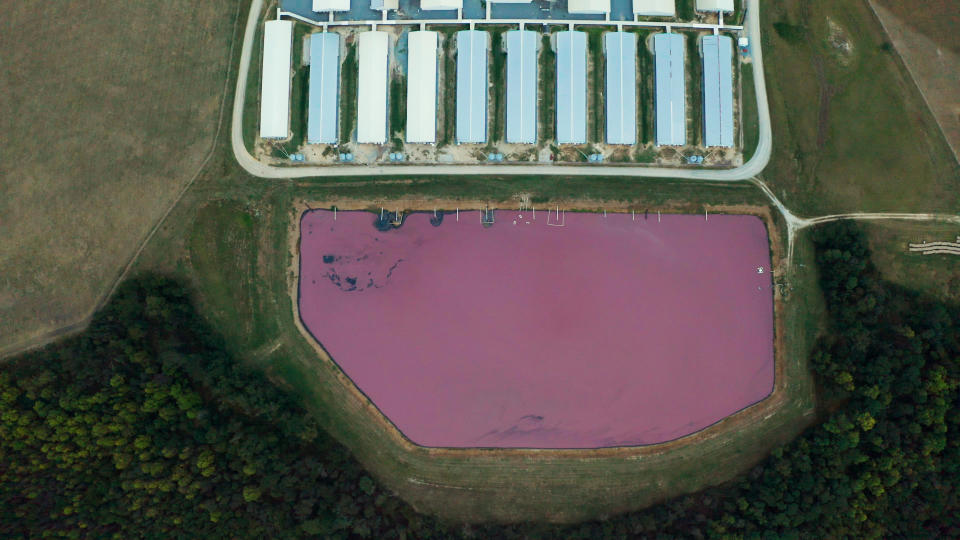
[231,0,772,180]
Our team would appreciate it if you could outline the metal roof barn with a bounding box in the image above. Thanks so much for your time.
[568,0,610,14]
[307,33,341,144]
[555,31,587,145]
[633,0,675,16]
[357,31,390,144]
[702,35,734,147]
[605,32,637,145]
[371,0,398,9]
[312,0,350,11]
[421,0,462,9]
[406,31,439,144]
[259,20,294,139]
[695,0,734,12]
[456,30,488,144]
[505,30,537,144]
[654,32,685,146]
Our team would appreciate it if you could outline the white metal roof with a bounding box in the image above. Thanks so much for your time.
[567,0,610,14]
[406,31,438,144]
[313,0,350,11]
[702,35,734,147]
[555,31,587,144]
[357,31,389,144]
[605,32,637,145]
[456,30,488,144]
[421,0,462,10]
[506,30,537,144]
[695,0,734,12]
[371,0,398,9]
[307,33,341,144]
[633,0,675,16]
[259,20,293,139]
[654,32,685,146]
[490,0,532,2]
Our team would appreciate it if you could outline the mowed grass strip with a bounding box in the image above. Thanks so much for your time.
[0,0,238,353]
[143,175,819,523]
[761,0,959,215]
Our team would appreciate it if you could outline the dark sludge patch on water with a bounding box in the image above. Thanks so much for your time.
[322,255,336,264]
[322,257,404,293]
[373,211,404,232]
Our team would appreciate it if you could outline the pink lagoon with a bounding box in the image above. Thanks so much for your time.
[298,209,775,449]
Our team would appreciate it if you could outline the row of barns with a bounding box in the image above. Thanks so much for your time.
[259,20,735,148]
[308,0,736,16]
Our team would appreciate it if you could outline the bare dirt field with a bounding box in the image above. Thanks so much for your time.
[0,0,241,355]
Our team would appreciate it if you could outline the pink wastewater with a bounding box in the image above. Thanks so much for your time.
[298,210,774,449]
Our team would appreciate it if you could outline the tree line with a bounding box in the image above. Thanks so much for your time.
[1,221,956,537]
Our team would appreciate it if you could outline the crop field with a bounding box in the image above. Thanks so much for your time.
[760,0,959,216]
[0,0,241,355]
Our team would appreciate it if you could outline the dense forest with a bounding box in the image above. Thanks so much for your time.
[1,221,957,538]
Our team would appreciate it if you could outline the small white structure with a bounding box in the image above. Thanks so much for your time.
[371,0,399,9]
[633,0,675,17]
[420,0,462,10]
[357,31,389,144]
[489,0,532,3]
[567,0,610,14]
[259,20,294,139]
[313,0,350,11]
[695,0,734,12]
[406,31,438,144]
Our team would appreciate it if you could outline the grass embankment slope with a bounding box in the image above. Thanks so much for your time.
[0,0,240,354]
[125,167,820,523]
[760,0,959,216]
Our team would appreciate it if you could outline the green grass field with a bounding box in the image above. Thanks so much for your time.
[860,221,960,303]
[760,0,959,216]
[0,0,241,355]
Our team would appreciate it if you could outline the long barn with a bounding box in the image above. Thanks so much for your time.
[307,32,340,144]
[555,30,587,145]
[456,30,488,144]
[406,31,439,144]
[605,32,637,145]
[505,30,537,144]
[654,32,685,146]
[702,35,734,147]
[357,31,389,144]
[259,20,294,139]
